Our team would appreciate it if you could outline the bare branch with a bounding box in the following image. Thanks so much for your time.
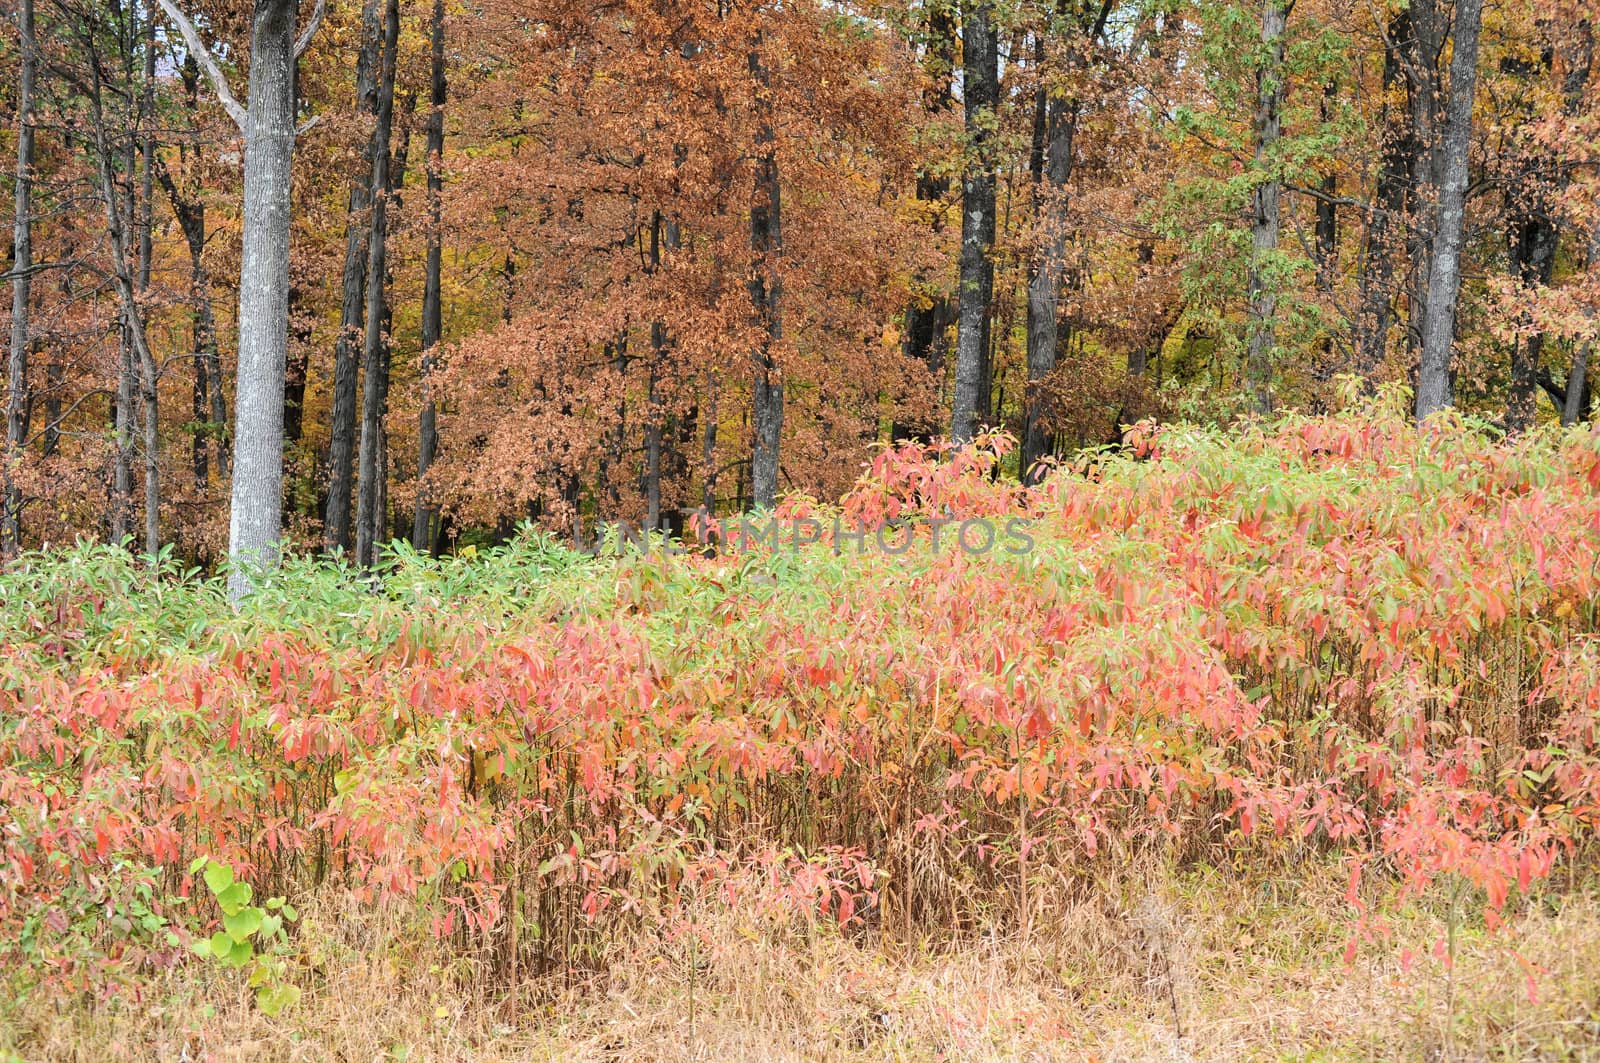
[154,0,247,131]
[295,0,327,60]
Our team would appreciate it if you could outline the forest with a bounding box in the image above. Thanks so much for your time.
[5,0,1600,1059]
[0,0,1594,567]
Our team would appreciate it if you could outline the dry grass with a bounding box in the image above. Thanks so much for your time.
[8,858,1600,1062]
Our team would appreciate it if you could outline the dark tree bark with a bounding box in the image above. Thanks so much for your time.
[412,0,446,552]
[1414,0,1482,419]
[355,0,401,567]
[893,3,956,444]
[355,0,402,568]
[159,160,228,488]
[1244,0,1291,415]
[1021,0,1112,482]
[161,57,229,487]
[3,0,37,557]
[950,0,998,444]
[747,28,783,510]
[1403,0,1445,360]
[284,281,310,445]
[1559,226,1600,426]
[1505,26,1591,432]
[76,9,160,556]
[1353,8,1417,376]
[1021,97,1073,480]
[324,0,383,552]
[642,210,679,532]
[701,373,719,515]
[1314,83,1338,292]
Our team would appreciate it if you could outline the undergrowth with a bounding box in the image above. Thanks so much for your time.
[4,392,1600,1058]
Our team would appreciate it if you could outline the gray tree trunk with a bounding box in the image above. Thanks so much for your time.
[355,0,401,568]
[748,30,784,510]
[3,0,37,557]
[323,0,382,552]
[226,0,301,594]
[1244,0,1290,415]
[413,0,446,552]
[1403,0,1445,361]
[1414,0,1482,419]
[1021,93,1074,482]
[950,0,998,445]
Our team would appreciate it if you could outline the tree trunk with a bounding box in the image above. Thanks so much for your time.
[1565,227,1600,425]
[412,0,446,552]
[159,154,227,487]
[1353,8,1417,377]
[701,374,719,515]
[138,14,160,557]
[3,0,36,557]
[1404,0,1446,361]
[324,0,383,552]
[86,41,160,557]
[226,0,300,595]
[1414,0,1482,420]
[1314,84,1338,292]
[1021,90,1075,482]
[950,0,998,445]
[642,210,678,533]
[893,4,955,444]
[355,0,400,568]
[747,29,784,511]
[1564,343,1591,426]
[1244,0,1290,415]
[1506,26,1591,432]
[1021,3,1112,479]
[113,341,133,545]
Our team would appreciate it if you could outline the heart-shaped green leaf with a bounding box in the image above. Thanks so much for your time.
[217,880,253,915]
[203,861,233,896]
[224,907,263,942]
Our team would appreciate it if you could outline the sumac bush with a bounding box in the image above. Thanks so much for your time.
[4,398,1600,1005]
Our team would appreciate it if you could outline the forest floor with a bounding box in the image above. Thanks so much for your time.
[11,856,1600,1062]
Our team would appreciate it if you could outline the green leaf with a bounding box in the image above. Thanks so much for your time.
[207,930,234,957]
[203,861,234,895]
[259,913,283,940]
[224,907,263,942]
[217,881,253,915]
[256,983,301,1016]
[226,939,254,966]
